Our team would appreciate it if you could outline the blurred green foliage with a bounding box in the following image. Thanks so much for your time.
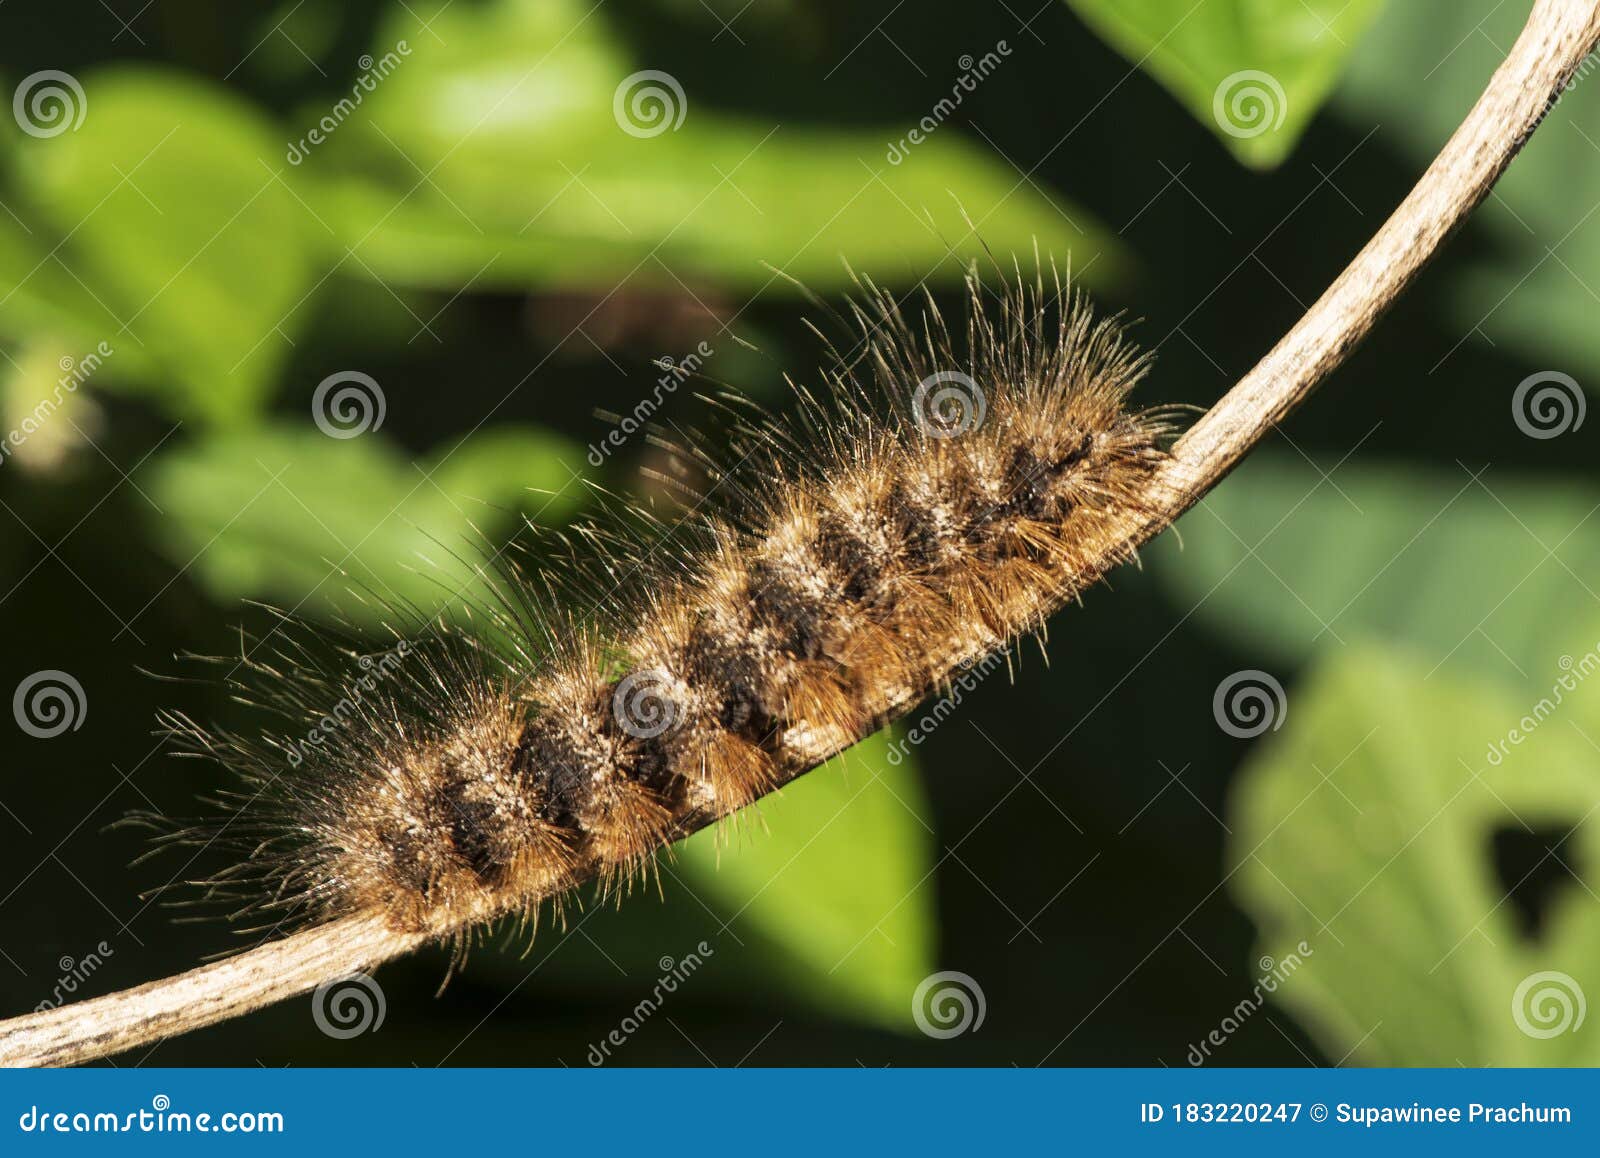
[1064,0,1388,167]
[455,729,937,1032]
[1,0,1598,1066]
[1159,457,1600,690]
[148,422,586,615]
[309,0,1125,292]
[1237,644,1600,1065]
[1340,0,1600,378]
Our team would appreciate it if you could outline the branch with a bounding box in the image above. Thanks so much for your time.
[1151,0,1600,517]
[4,0,1597,1069]
[0,915,420,1067]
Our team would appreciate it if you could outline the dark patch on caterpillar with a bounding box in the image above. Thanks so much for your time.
[144,261,1183,955]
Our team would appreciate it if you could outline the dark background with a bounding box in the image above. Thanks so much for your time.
[0,0,1593,1067]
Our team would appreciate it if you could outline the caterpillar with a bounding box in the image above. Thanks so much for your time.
[155,262,1179,957]
[5,0,1588,1069]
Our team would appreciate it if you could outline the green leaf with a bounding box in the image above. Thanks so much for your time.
[1335,0,1600,381]
[455,727,938,1035]
[1154,455,1600,696]
[0,216,161,390]
[294,0,1123,292]
[10,68,317,424]
[675,729,937,1030]
[1063,0,1388,168]
[1233,643,1600,1065]
[146,423,587,621]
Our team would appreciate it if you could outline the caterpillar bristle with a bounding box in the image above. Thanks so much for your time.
[152,259,1181,954]
[700,731,779,812]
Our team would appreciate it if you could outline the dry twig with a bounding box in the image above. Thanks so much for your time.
[3,0,1597,1068]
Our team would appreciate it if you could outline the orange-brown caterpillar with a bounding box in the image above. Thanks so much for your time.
[159,264,1177,951]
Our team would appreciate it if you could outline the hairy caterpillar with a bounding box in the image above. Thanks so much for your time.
[151,263,1178,955]
[3,0,1592,1069]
